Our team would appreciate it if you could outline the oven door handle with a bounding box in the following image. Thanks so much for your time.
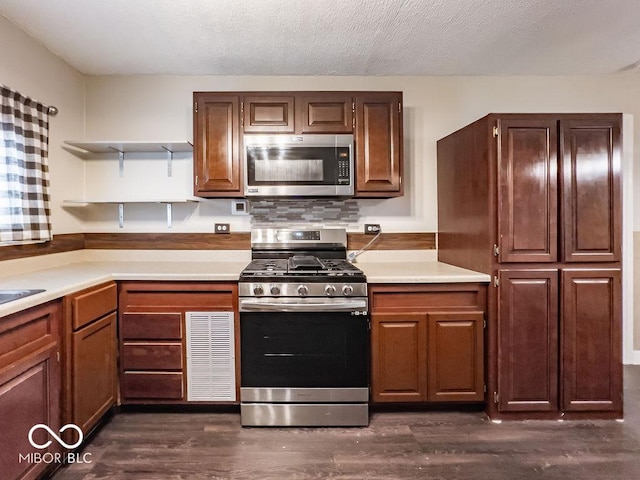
[239,298,367,312]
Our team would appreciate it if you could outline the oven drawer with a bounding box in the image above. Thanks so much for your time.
[122,372,183,399]
[241,403,368,427]
[122,343,183,370]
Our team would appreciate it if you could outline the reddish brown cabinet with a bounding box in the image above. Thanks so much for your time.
[118,282,238,404]
[0,301,61,480]
[243,95,295,133]
[561,120,621,262]
[296,94,353,133]
[437,113,623,420]
[497,270,559,412]
[371,313,427,402]
[193,91,403,198]
[428,312,484,402]
[561,269,622,412]
[193,94,242,196]
[370,284,486,404]
[62,282,117,438]
[355,93,403,197]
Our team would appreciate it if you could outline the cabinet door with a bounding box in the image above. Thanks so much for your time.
[243,95,295,133]
[354,93,403,197]
[296,94,353,133]
[193,93,242,196]
[371,313,427,402]
[560,117,621,262]
[427,312,484,402]
[497,118,558,263]
[561,269,622,412]
[0,346,60,480]
[497,270,558,412]
[72,313,117,434]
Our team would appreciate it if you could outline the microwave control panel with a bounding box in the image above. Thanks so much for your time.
[338,158,351,184]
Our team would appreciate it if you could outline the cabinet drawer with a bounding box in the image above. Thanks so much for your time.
[122,343,183,370]
[72,282,117,330]
[122,372,183,399]
[121,313,182,340]
[0,301,60,364]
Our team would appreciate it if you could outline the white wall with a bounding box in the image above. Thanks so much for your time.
[0,15,86,235]
[82,74,640,232]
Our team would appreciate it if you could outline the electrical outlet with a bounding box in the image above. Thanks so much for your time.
[214,223,230,234]
[364,224,381,234]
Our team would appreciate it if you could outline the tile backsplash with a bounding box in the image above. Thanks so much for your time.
[250,199,360,228]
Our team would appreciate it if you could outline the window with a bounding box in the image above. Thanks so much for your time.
[0,85,52,244]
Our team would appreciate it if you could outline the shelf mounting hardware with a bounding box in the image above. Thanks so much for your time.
[118,203,124,228]
[166,202,173,228]
[161,146,174,177]
[113,149,125,177]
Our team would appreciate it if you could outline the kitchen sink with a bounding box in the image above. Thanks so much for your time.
[0,289,46,305]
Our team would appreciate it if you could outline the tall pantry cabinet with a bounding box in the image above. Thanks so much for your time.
[437,113,622,420]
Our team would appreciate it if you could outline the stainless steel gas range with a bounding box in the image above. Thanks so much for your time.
[238,228,369,427]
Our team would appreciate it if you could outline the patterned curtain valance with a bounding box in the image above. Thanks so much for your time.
[0,85,52,244]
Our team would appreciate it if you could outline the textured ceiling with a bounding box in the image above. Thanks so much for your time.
[1,0,640,76]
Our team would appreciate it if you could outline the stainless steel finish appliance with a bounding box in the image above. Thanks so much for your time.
[243,134,354,197]
[239,228,369,427]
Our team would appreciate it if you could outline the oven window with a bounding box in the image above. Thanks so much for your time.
[241,312,369,388]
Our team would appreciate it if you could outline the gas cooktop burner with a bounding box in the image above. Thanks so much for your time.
[241,257,363,277]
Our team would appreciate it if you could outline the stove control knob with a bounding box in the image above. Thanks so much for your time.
[297,285,309,297]
[270,285,281,295]
[324,285,336,297]
[253,285,264,296]
[342,285,354,296]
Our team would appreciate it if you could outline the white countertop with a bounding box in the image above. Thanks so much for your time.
[357,261,491,284]
[0,255,489,318]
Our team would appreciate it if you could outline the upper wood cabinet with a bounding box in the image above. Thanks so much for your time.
[243,95,295,133]
[498,119,558,263]
[296,94,354,133]
[355,93,403,197]
[193,91,403,198]
[560,119,621,262]
[496,114,621,264]
[193,93,242,197]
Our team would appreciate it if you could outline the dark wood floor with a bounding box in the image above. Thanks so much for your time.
[52,366,640,480]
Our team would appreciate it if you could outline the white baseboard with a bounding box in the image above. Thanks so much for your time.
[631,350,640,365]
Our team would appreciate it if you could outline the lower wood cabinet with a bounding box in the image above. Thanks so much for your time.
[370,284,487,404]
[561,269,622,413]
[63,282,118,438]
[495,268,622,418]
[118,282,238,404]
[0,301,61,480]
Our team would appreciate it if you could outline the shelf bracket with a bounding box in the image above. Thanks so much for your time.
[118,150,125,177]
[162,146,174,177]
[166,203,172,228]
[118,203,124,228]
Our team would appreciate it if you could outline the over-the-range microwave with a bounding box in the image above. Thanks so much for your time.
[243,134,354,197]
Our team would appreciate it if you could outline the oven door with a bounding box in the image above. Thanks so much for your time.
[240,310,369,389]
